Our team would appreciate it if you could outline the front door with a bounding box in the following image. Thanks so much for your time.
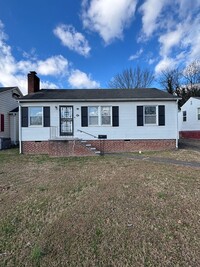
[60,106,73,136]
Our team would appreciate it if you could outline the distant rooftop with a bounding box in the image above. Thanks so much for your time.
[0,87,18,94]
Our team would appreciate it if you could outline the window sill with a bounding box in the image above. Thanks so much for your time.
[28,125,44,127]
[143,124,158,126]
[88,125,112,127]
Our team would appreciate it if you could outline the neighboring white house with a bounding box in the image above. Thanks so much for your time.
[0,87,23,149]
[18,72,180,156]
[179,97,200,139]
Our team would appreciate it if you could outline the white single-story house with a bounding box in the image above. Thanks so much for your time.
[18,72,179,156]
[179,97,200,139]
[0,87,23,149]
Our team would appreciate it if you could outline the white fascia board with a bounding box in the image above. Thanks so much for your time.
[18,98,179,103]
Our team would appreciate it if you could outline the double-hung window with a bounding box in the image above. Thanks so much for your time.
[29,107,43,126]
[101,106,111,125]
[144,106,157,125]
[88,107,99,126]
[88,106,111,126]
[183,111,187,122]
[198,108,200,120]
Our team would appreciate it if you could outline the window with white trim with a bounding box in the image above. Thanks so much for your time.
[183,110,187,122]
[198,108,200,120]
[88,106,99,126]
[29,107,43,126]
[88,106,111,126]
[144,106,157,125]
[101,106,111,125]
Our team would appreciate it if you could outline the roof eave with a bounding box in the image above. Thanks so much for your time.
[19,97,180,102]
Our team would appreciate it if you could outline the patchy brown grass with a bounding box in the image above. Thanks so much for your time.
[0,148,200,267]
[145,149,200,163]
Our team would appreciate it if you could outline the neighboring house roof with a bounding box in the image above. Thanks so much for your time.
[0,87,23,97]
[9,107,19,113]
[19,88,179,102]
[0,87,18,93]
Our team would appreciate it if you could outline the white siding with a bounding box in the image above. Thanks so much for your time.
[21,100,178,141]
[9,114,19,144]
[179,97,200,131]
[0,89,19,139]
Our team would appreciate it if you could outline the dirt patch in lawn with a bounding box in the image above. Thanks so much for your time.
[0,149,200,266]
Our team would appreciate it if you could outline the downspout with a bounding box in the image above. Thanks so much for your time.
[176,99,179,149]
[18,101,22,154]
[13,113,16,145]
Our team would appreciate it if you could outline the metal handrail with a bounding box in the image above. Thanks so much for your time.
[77,129,98,139]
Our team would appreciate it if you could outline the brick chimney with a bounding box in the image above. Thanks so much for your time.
[28,71,40,94]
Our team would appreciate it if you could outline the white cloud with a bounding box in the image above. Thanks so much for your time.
[181,16,200,62]
[17,55,68,76]
[129,48,143,60]
[37,56,68,76]
[139,0,200,74]
[68,69,100,89]
[0,20,68,94]
[158,24,183,56]
[82,0,137,44]
[155,57,176,74]
[40,81,58,89]
[178,0,200,18]
[155,14,200,73]
[53,24,91,57]
[139,0,168,38]
[0,20,100,93]
[148,58,156,65]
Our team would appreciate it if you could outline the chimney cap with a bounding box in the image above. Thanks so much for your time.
[29,71,37,75]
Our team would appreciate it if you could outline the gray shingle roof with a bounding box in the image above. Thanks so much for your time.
[9,107,19,112]
[0,87,18,93]
[19,88,179,102]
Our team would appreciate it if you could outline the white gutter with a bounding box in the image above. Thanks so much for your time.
[18,98,179,102]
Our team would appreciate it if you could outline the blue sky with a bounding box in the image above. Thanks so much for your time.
[0,0,200,94]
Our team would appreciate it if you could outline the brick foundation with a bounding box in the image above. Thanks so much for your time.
[89,139,176,153]
[22,140,97,156]
[179,131,200,139]
[22,139,177,156]
[49,140,96,157]
[22,141,49,154]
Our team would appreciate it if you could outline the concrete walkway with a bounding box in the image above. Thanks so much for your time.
[108,153,200,168]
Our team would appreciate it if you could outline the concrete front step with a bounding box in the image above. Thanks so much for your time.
[85,143,92,147]
[80,140,101,155]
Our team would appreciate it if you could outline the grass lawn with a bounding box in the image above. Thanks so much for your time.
[0,148,200,267]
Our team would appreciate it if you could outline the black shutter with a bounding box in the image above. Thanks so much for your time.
[21,107,28,127]
[112,106,119,127]
[137,106,144,126]
[44,107,50,127]
[81,107,88,127]
[0,114,4,132]
[158,105,165,126]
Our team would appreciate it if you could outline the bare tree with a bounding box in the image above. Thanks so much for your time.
[158,68,182,95]
[158,60,200,107]
[108,66,154,89]
[183,60,200,88]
